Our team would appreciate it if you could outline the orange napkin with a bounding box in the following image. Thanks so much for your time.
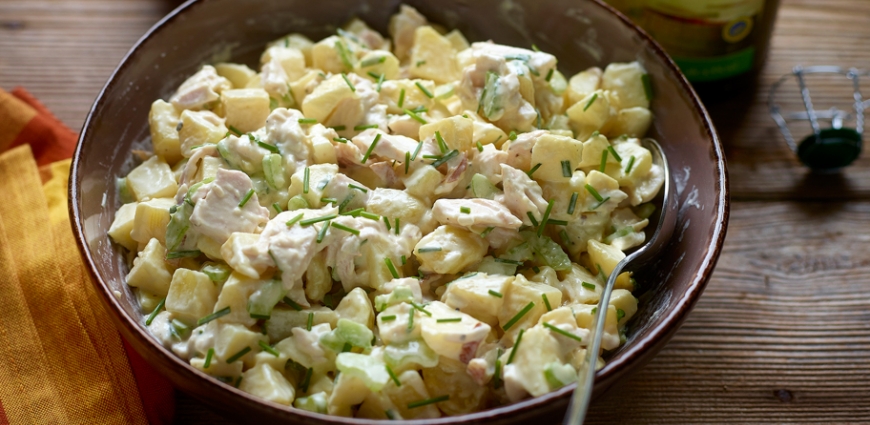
[0,87,174,425]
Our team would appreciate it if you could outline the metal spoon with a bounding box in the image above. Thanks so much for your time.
[563,138,677,425]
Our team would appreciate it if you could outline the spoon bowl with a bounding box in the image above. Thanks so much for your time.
[564,138,678,424]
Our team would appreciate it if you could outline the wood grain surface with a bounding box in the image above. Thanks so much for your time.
[3,0,869,423]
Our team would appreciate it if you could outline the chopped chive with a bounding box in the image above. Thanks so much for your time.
[494,257,523,265]
[410,302,432,316]
[238,189,254,208]
[335,40,353,70]
[166,249,202,260]
[300,214,337,226]
[476,141,484,152]
[317,179,330,190]
[394,217,400,235]
[423,154,442,160]
[503,302,535,331]
[354,124,379,131]
[596,263,607,281]
[458,272,478,280]
[316,220,331,243]
[382,216,392,231]
[360,211,380,221]
[407,308,415,332]
[625,155,636,174]
[397,89,406,108]
[285,213,304,227]
[259,340,280,357]
[401,255,406,265]
[600,149,609,172]
[460,206,471,214]
[257,140,280,154]
[385,257,400,279]
[307,312,314,331]
[380,315,397,322]
[404,108,427,124]
[480,226,495,238]
[300,367,313,392]
[526,211,539,227]
[411,139,424,161]
[548,219,568,226]
[431,149,458,168]
[507,329,525,364]
[533,266,541,273]
[376,73,385,92]
[532,44,541,51]
[542,294,552,311]
[561,160,572,177]
[321,197,338,204]
[332,125,346,131]
[386,365,402,386]
[528,66,540,77]
[583,93,598,112]
[527,163,542,177]
[341,207,364,216]
[538,199,554,237]
[568,192,578,214]
[197,306,231,326]
[385,410,396,420]
[545,68,555,82]
[272,202,282,214]
[341,342,352,353]
[362,133,381,163]
[407,395,449,409]
[146,298,166,326]
[405,151,411,174]
[303,167,310,194]
[642,74,653,101]
[226,346,251,364]
[543,322,583,342]
[417,246,442,253]
[607,145,623,162]
[435,131,449,153]
[509,131,518,141]
[340,72,356,92]
[592,196,611,210]
[228,125,242,136]
[345,183,368,194]
[617,308,626,321]
[536,108,542,129]
[581,281,596,291]
[334,137,349,143]
[283,296,303,311]
[338,194,355,212]
[332,222,360,236]
[493,349,503,388]
[488,289,503,298]
[298,118,318,125]
[559,229,570,243]
[437,318,462,323]
[204,347,214,368]
[585,184,605,202]
[415,82,434,99]
[361,55,387,67]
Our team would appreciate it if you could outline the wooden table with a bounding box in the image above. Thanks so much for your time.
[3,0,870,422]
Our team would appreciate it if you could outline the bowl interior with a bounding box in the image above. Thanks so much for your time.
[70,0,727,423]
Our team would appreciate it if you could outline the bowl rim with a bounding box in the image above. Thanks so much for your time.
[69,0,729,422]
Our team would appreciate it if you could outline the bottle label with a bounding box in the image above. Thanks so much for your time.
[610,0,766,82]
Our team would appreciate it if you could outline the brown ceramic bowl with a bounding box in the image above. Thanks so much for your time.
[70,0,728,423]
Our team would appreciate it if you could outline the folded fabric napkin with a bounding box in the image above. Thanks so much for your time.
[0,87,174,425]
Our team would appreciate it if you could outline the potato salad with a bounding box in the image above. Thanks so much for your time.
[108,4,663,419]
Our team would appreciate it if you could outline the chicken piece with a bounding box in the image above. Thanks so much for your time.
[352,130,419,163]
[189,169,270,245]
[260,58,291,100]
[175,144,219,203]
[432,198,522,230]
[499,164,548,225]
[388,5,427,62]
[472,143,508,184]
[170,65,232,110]
[263,108,312,174]
[503,130,546,171]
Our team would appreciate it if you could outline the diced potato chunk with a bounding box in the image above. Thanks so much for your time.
[261,46,306,82]
[587,239,630,288]
[608,106,652,138]
[301,74,357,123]
[213,273,263,327]
[529,133,583,182]
[601,62,650,109]
[126,238,173,297]
[441,273,513,326]
[239,363,295,405]
[165,269,218,324]
[419,115,473,153]
[108,202,138,251]
[498,274,562,341]
[214,63,257,89]
[414,225,488,274]
[221,88,271,133]
[335,287,375,330]
[421,357,486,415]
[178,110,227,157]
[355,51,401,81]
[419,301,490,362]
[126,156,178,201]
[409,26,460,84]
[566,67,602,106]
[502,326,561,401]
[214,322,267,368]
[400,165,441,204]
[609,289,638,325]
[566,90,611,141]
[148,100,182,165]
[130,198,175,245]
